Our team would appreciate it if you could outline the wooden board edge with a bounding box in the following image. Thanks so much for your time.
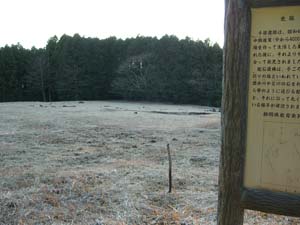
[249,0,300,8]
[241,188,300,217]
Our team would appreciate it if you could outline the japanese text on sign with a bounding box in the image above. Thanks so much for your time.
[244,6,300,194]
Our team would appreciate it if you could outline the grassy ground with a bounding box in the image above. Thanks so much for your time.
[0,101,299,225]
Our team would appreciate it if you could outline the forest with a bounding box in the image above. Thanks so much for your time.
[0,34,223,106]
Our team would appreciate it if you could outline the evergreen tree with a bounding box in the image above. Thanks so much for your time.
[0,35,223,106]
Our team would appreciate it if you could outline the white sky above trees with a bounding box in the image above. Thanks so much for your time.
[0,0,224,49]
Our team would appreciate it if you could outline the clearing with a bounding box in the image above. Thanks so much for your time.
[0,101,299,224]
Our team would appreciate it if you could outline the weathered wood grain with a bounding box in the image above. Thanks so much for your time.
[218,0,250,224]
[242,188,300,217]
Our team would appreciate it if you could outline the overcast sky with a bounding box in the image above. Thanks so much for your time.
[1,0,224,49]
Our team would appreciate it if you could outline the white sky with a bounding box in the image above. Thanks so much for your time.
[0,0,224,49]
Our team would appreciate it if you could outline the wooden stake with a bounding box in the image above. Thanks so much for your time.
[167,144,172,193]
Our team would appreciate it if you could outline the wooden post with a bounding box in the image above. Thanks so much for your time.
[167,144,172,193]
[217,0,251,224]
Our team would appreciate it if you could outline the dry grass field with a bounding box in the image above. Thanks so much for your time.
[0,101,299,224]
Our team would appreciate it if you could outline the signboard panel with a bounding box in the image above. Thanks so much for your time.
[244,6,300,194]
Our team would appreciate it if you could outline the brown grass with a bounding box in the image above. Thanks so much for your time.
[1,101,299,224]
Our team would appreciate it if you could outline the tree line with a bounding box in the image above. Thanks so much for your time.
[0,34,223,106]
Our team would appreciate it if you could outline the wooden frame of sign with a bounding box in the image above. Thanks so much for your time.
[218,0,300,224]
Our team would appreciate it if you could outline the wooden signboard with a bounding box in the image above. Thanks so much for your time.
[218,1,300,224]
[245,5,300,195]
